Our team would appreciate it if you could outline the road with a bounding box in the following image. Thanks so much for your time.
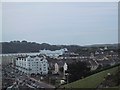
[3,65,55,89]
[28,76,55,88]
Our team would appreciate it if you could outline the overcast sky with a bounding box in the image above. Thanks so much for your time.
[2,2,118,45]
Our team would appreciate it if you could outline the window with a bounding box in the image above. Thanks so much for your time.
[43,69,46,71]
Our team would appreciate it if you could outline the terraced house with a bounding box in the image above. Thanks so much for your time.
[15,55,49,75]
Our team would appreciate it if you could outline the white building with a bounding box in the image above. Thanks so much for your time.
[63,63,68,71]
[39,48,68,58]
[63,63,68,75]
[54,63,59,74]
[63,62,68,79]
[16,55,49,75]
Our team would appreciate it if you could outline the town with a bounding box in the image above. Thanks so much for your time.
[1,1,119,90]
[1,42,119,89]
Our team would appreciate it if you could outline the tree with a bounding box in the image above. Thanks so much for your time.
[67,61,90,83]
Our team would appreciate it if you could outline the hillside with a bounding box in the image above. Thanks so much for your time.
[61,66,119,88]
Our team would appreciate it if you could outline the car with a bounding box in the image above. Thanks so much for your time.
[32,83,37,87]
[41,87,45,89]
[11,72,14,74]
[36,86,40,88]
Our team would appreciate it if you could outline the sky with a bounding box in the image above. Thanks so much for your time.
[2,2,118,45]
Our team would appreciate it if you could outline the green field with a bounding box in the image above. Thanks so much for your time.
[62,66,119,88]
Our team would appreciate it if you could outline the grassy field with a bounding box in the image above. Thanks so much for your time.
[62,66,119,88]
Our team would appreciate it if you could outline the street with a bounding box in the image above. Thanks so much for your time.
[2,65,55,89]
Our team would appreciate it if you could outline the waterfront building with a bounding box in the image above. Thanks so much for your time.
[39,48,68,58]
[16,55,49,75]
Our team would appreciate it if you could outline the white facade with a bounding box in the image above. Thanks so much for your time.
[63,63,68,71]
[39,48,68,58]
[63,62,68,79]
[54,63,59,74]
[16,55,49,75]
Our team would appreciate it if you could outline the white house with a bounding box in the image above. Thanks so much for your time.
[16,55,49,75]
[63,63,68,76]
[54,63,59,74]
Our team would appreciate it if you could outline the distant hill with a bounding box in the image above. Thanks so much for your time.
[85,43,118,48]
[0,40,118,54]
[0,41,81,54]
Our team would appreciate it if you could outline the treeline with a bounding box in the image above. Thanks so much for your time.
[0,40,118,54]
[1,40,82,54]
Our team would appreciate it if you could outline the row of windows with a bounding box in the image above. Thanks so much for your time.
[16,62,47,65]
[16,61,47,64]
[17,63,47,66]
[17,64,46,66]
[17,59,47,63]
